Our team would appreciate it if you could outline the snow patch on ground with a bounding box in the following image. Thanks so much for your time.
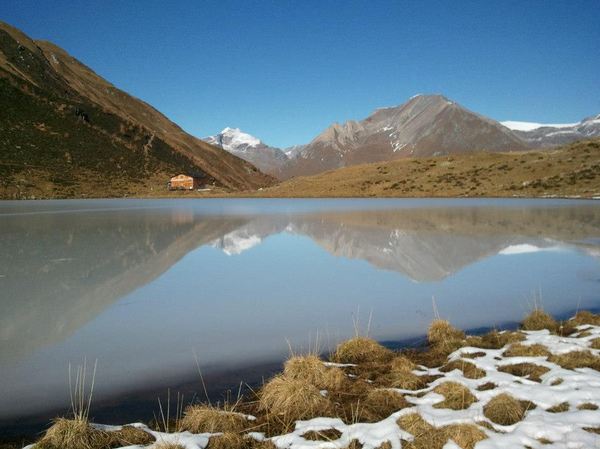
[501,121,580,132]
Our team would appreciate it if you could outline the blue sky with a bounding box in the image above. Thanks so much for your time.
[2,0,599,148]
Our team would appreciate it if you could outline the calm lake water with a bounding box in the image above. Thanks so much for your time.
[1,198,600,432]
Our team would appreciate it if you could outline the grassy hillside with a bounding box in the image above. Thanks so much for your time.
[0,22,274,199]
[249,138,600,199]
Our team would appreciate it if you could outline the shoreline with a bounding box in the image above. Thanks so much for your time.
[5,307,600,448]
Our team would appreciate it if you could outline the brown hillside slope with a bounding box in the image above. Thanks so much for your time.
[0,21,274,199]
[256,138,600,198]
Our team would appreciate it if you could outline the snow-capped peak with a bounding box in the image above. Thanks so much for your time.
[218,127,262,148]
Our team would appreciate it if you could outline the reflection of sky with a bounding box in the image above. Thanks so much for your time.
[1,199,600,422]
[3,228,599,420]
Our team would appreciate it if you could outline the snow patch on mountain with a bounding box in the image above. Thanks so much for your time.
[501,121,580,132]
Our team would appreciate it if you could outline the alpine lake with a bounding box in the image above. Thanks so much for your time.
[1,198,599,436]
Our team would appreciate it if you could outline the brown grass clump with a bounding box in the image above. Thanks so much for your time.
[390,355,417,373]
[483,394,526,426]
[332,337,394,364]
[428,320,465,352]
[476,382,497,391]
[571,311,600,326]
[433,382,478,410]
[522,310,557,331]
[537,438,552,445]
[301,428,343,441]
[550,377,564,386]
[465,330,525,350]
[441,424,487,449]
[361,389,411,421]
[377,370,425,390]
[503,343,550,358]
[154,444,186,449]
[497,363,550,382]
[259,375,332,422]
[589,338,600,349]
[578,403,598,410]
[179,404,250,434]
[37,418,110,449]
[461,351,487,359]
[584,427,600,435]
[546,402,569,413]
[284,355,345,390]
[549,351,600,371]
[439,360,486,379]
[397,413,446,449]
[206,432,247,449]
[109,427,154,446]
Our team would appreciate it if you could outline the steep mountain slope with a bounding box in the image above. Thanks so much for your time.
[283,144,306,158]
[273,94,529,180]
[0,21,274,199]
[203,127,288,173]
[503,114,600,148]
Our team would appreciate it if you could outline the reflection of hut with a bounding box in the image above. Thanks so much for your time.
[168,173,204,190]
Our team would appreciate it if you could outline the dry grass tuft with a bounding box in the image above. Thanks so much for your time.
[397,413,446,449]
[550,377,564,386]
[465,330,525,350]
[483,393,526,426]
[361,389,411,421]
[589,338,600,350]
[461,351,487,359]
[546,402,569,413]
[301,428,342,441]
[497,363,550,382]
[439,360,486,379]
[332,337,394,364]
[390,355,417,373]
[537,438,552,445]
[549,351,600,371]
[432,382,478,410]
[476,382,497,391]
[377,369,425,390]
[578,403,598,410]
[154,444,186,449]
[259,375,332,422]
[283,355,345,390]
[584,427,600,435]
[38,418,108,449]
[522,310,557,331]
[428,320,465,352]
[503,343,550,358]
[179,403,249,434]
[110,427,154,446]
[475,420,503,433]
[206,432,247,449]
[441,423,487,449]
[571,311,600,326]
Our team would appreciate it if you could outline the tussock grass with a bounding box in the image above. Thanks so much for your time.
[433,382,478,410]
[465,330,525,350]
[259,375,332,422]
[571,311,600,326]
[461,351,486,359]
[441,424,487,449]
[522,310,557,331]
[589,338,600,349]
[476,382,497,391]
[503,343,550,358]
[428,320,465,353]
[497,363,550,382]
[390,355,417,373]
[361,389,411,421]
[205,432,276,449]
[483,394,526,425]
[550,377,564,386]
[301,428,342,441]
[332,337,394,364]
[179,403,249,434]
[154,444,186,449]
[440,360,486,379]
[577,403,598,410]
[377,370,425,390]
[397,413,486,449]
[284,354,345,390]
[37,418,101,449]
[549,351,600,371]
[546,402,569,413]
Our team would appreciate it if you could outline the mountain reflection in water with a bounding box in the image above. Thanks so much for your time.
[0,199,599,423]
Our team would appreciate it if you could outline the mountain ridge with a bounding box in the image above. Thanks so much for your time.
[0,21,274,199]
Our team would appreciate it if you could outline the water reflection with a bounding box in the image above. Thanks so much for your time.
[0,199,599,423]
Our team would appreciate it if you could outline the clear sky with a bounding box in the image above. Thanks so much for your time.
[2,0,599,148]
